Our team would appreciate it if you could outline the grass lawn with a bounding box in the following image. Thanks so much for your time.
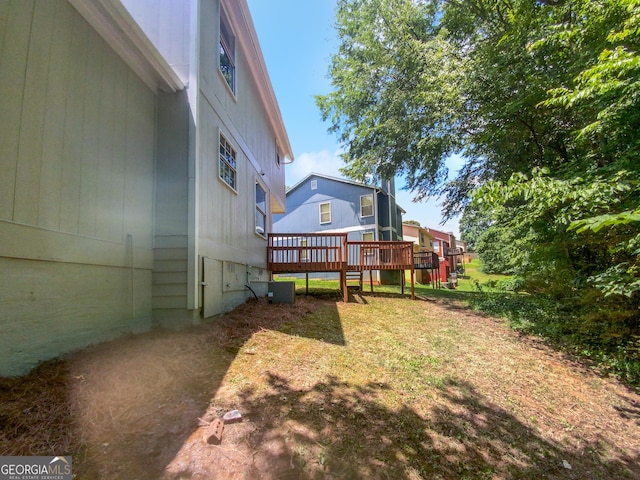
[1,290,639,479]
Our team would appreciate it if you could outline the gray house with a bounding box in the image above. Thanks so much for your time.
[0,0,293,375]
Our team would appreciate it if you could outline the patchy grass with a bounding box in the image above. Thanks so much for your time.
[1,294,639,479]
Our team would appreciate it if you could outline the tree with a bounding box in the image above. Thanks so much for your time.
[403,219,421,226]
[316,0,464,200]
[320,0,640,300]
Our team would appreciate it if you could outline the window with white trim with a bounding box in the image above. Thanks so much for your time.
[319,202,331,224]
[300,239,309,262]
[362,231,374,258]
[219,134,237,190]
[360,194,373,217]
[219,7,235,94]
[255,182,266,237]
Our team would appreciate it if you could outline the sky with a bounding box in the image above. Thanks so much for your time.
[246,0,462,236]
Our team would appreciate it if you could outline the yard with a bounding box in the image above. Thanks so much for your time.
[1,287,639,479]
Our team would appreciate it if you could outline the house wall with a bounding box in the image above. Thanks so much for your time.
[152,90,193,327]
[0,0,156,375]
[120,0,192,83]
[273,176,377,236]
[193,0,279,317]
[121,0,287,320]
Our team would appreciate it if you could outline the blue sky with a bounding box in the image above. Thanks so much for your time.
[246,0,461,236]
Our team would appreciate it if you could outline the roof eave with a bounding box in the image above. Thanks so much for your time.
[68,0,185,94]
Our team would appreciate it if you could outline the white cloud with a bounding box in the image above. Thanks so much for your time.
[285,149,346,187]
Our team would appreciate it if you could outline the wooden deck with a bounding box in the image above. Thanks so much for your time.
[268,233,416,302]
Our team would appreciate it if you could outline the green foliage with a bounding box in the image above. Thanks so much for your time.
[317,0,464,196]
[321,0,640,376]
[467,292,640,387]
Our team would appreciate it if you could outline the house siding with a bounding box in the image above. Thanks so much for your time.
[0,0,291,374]
[0,0,156,375]
[274,176,377,235]
[122,0,289,320]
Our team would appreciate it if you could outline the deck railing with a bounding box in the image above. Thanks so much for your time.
[347,241,415,271]
[413,250,440,270]
[267,233,348,273]
[267,233,416,301]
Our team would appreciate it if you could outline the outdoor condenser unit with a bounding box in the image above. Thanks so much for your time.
[267,281,296,304]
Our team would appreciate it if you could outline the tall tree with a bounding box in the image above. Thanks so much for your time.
[316,0,464,200]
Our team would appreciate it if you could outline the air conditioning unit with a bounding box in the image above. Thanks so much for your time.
[267,281,296,304]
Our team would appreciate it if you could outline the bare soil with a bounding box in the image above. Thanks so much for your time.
[1,292,639,479]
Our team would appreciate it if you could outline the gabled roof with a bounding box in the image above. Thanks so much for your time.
[286,173,381,196]
[286,173,406,213]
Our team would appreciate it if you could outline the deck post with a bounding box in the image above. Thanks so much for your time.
[341,234,348,302]
[341,269,348,302]
[410,265,415,300]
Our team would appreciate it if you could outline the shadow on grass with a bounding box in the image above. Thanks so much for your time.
[0,297,345,480]
[229,374,637,480]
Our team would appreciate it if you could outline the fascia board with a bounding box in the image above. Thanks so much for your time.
[223,0,294,162]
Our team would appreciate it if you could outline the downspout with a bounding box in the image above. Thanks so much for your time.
[128,233,135,321]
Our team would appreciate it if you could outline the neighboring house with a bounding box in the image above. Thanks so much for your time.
[273,173,405,283]
[402,222,436,285]
[426,227,459,283]
[0,0,292,375]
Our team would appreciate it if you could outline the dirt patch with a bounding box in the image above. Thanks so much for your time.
[1,293,639,479]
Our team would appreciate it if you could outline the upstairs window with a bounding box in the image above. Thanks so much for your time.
[219,8,235,94]
[255,182,266,237]
[360,194,373,217]
[219,134,237,190]
[319,202,331,224]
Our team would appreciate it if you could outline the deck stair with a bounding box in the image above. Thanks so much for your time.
[345,271,363,290]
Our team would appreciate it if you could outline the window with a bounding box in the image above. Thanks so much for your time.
[360,194,373,217]
[362,232,374,242]
[219,134,237,190]
[255,182,266,237]
[219,8,235,94]
[319,202,331,224]
[300,239,309,262]
[275,145,281,167]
